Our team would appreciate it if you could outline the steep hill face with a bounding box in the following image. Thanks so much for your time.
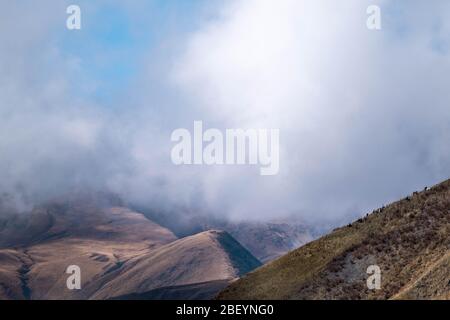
[91,230,261,299]
[206,220,314,263]
[218,180,450,300]
[0,194,261,300]
[140,210,315,263]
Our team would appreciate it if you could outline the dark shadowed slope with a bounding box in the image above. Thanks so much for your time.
[111,280,231,300]
[140,209,315,263]
[218,179,450,300]
[212,220,314,263]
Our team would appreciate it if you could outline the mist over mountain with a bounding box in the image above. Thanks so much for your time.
[1,1,450,229]
[1,0,449,304]
[139,209,316,263]
[0,193,262,300]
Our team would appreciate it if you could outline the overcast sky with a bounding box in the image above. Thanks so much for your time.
[1,0,449,224]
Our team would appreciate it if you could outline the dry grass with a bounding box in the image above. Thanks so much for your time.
[218,179,450,300]
[0,198,262,300]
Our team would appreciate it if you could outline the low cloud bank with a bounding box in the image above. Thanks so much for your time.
[1,1,450,225]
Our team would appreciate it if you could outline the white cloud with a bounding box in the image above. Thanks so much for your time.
[1,0,450,225]
[166,0,450,221]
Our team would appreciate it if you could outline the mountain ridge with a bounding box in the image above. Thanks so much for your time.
[0,195,261,300]
[218,179,450,300]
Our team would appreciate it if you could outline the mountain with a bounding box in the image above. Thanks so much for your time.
[138,209,315,263]
[92,230,261,299]
[218,179,450,300]
[0,193,261,300]
[201,220,314,263]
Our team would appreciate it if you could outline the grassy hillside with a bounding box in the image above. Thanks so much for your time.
[0,194,262,300]
[0,204,178,300]
[218,179,450,300]
[91,230,261,299]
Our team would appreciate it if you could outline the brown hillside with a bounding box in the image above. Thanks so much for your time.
[0,194,261,300]
[218,179,450,300]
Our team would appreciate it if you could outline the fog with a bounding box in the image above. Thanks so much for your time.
[1,0,450,225]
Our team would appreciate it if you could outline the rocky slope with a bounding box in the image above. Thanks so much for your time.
[218,179,450,300]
